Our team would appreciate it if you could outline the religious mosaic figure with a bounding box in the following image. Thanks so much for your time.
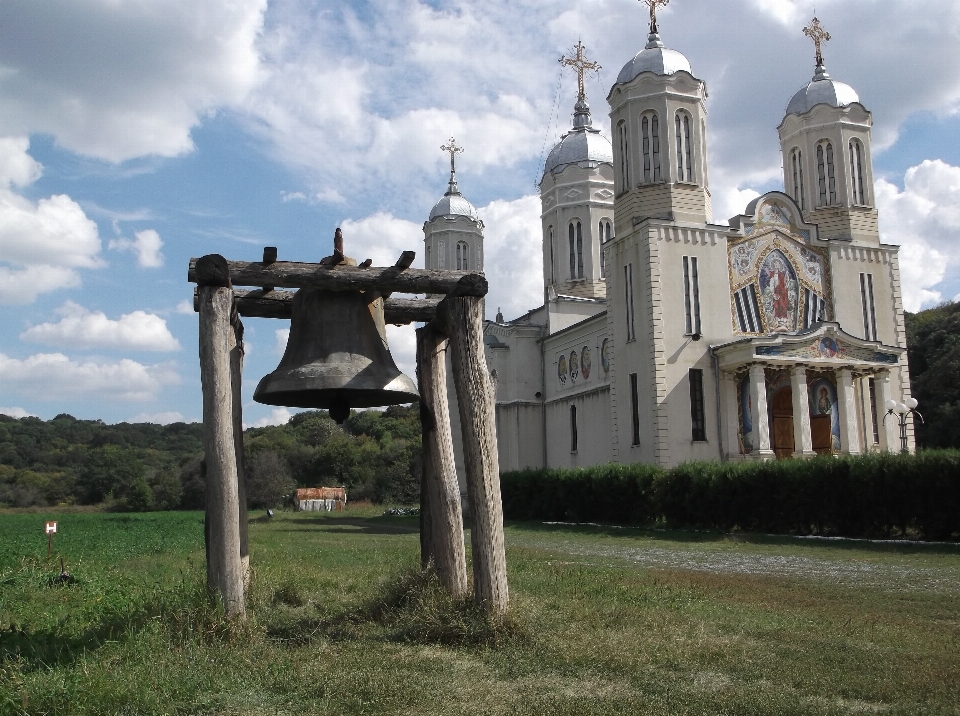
[581,346,592,379]
[569,351,579,382]
[817,385,832,415]
[601,338,613,374]
[759,250,799,332]
[558,355,567,385]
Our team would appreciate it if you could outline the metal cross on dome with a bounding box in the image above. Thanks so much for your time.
[642,0,670,34]
[441,137,464,174]
[803,16,831,67]
[560,41,601,102]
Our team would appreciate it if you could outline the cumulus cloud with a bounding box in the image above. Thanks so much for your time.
[176,299,195,315]
[0,406,37,419]
[338,212,424,267]
[876,160,960,311]
[275,329,290,356]
[109,229,164,268]
[130,411,189,425]
[480,195,545,320]
[0,137,102,304]
[20,301,181,352]
[0,0,267,162]
[245,406,293,429]
[0,353,180,402]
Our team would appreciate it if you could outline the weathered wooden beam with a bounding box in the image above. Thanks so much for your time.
[416,322,468,596]
[447,296,509,613]
[197,274,245,619]
[201,287,441,323]
[188,257,487,297]
[229,314,250,591]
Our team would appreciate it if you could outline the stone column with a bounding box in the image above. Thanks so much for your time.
[875,370,897,453]
[837,368,861,455]
[748,364,774,460]
[790,365,815,458]
[721,372,742,460]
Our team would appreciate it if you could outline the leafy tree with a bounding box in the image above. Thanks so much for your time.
[906,301,960,448]
[246,451,296,508]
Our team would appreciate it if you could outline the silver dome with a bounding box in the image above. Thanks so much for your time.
[616,33,692,85]
[429,187,479,222]
[786,66,859,117]
[542,99,613,178]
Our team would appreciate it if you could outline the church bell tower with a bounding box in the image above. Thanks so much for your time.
[423,137,484,273]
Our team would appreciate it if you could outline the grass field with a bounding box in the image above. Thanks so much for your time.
[1,507,959,715]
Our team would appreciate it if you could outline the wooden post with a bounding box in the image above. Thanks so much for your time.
[197,254,245,619]
[229,311,250,590]
[446,296,508,612]
[416,323,468,597]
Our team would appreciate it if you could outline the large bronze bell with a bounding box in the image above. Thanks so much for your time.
[253,287,419,424]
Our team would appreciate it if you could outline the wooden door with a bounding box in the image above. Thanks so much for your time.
[771,388,795,460]
[811,415,832,454]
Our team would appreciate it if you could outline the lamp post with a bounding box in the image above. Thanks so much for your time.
[883,397,924,453]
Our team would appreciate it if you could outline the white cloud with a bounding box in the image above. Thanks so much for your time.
[20,301,181,352]
[130,411,187,425]
[0,0,267,162]
[275,328,290,356]
[876,160,960,311]
[0,406,36,419]
[0,352,180,402]
[245,406,293,429]
[338,212,424,268]
[386,324,418,386]
[280,191,307,203]
[109,229,164,268]
[478,195,545,320]
[0,136,102,304]
[176,299,195,315]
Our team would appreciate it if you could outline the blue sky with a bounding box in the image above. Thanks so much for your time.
[2,0,959,426]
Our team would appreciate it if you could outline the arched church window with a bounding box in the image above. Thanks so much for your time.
[569,222,584,279]
[617,121,630,192]
[576,221,584,278]
[599,220,611,278]
[791,148,806,211]
[849,140,866,205]
[456,241,469,270]
[641,112,661,183]
[549,226,555,284]
[676,112,693,182]
[817,141,837,206]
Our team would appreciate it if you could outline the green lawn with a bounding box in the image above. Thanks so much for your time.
[1,508,958,715]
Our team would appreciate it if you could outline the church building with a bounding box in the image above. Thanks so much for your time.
[423,9,915,473]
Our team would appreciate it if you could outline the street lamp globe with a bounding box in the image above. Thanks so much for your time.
[885,399,897,412]
[905,397,919,410]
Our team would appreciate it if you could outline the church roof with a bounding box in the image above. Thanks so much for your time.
[616,32,693,85]
[542,99,613,178]
[428,168,479,222]
[785,64,860,117]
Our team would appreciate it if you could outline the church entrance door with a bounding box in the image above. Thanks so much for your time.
[811,416,832,454]
[770,387,795,460]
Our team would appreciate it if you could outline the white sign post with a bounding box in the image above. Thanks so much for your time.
[45,521,57,558]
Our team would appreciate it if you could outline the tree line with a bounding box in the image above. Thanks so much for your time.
[0,407,421,511]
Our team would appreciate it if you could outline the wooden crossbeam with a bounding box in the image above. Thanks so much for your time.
[188,257,487,297]
[195,287,440,324]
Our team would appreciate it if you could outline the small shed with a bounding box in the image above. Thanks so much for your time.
[295,487,346,512]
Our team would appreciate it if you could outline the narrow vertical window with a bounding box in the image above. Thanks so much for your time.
[676,114,684,179]
[618,121,630,191]
[826,142,837,204]
[604,222,612,244]
[850,140,865,205]
[642,116,651,183]
[817,144,827,206]
[683,114,692,181]
[630,373,640,446]
[798,150,806,210]
[426,246,431,269]
[689,369,706,442]
[598,222,605,278]
[682,256,701,335]
[576,221,583,278]
[569,223,576,279]
[624,263,635,341]
[438,240,445,268]
[868,378,880,445]
[791,149,801,206]
[570,405,578,452]
[456,242,461,270]
[651,114,661,181]
[860,272,878,341]
[855,142,865,204]
[549,226,555,284]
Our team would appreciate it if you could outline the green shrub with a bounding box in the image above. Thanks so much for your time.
[501,450,960,540]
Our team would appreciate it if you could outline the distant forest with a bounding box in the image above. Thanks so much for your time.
[0,407,421,510]
[1,302,956,511]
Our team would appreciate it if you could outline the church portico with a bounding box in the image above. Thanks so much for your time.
[713,323,904,460]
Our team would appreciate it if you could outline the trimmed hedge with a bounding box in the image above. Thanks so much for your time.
[500,450,960,540]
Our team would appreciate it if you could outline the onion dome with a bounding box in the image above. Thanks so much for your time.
[429,162,479,222]
[616,31,692,85]
[785,64,860,117]
[542,99,613,178]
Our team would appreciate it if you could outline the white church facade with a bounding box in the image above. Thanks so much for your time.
[423,13,915,475]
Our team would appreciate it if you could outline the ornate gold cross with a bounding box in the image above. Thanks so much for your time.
[441,137,464,174]
[642,0,670,34]
[560,41,601,102]
[803,16,831,67]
